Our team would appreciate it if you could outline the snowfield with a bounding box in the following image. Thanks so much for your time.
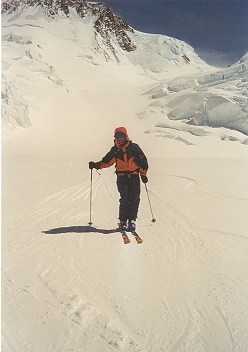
[2,2,248,352]
[3,154,248,352]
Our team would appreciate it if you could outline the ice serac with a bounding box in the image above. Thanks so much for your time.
[142,51,248,139]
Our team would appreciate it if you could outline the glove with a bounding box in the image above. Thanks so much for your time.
[89,161,100,170]
[141,175,148,183]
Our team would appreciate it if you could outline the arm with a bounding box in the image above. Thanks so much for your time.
[132,144,148,175]
[89,146,117,170]
[99,147,116,169]
[132,143,148,183]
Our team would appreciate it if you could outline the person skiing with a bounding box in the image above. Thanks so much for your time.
[89,127,148,233]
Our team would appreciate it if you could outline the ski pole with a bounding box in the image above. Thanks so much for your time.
[145,184,156,223]
[88,169,93,226]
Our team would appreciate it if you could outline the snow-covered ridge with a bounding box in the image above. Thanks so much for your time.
[1,0,208,132]
[128,30,206,73]
[235,52,248,65]
[2,0,247,141]
[1,0,206,67]
[1,0,136,56]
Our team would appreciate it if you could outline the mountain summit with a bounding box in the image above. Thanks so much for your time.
[2,0,205,68]
[2,0,136,60]
[2,0,247,139]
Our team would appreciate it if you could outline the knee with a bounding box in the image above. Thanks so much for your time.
[120,196,128,205]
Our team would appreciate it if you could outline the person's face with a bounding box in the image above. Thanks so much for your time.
[115,132,126,146]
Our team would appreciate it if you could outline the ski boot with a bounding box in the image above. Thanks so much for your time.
[128,220,143,244]
[119,221,130,244]
[128,220,136,232]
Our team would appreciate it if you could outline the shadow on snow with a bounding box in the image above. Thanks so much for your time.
[42,226,120,235]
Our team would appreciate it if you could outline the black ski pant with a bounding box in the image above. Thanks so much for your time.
[117,175,140,223]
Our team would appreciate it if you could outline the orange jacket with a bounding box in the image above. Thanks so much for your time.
[99,127,148,177]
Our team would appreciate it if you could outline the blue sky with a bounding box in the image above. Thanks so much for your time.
[102,0,248,67]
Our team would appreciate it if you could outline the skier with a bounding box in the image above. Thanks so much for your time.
[89,127,148,235]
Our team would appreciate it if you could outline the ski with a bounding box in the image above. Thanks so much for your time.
[121,231,130,244]
[118,222,142,244]
[118,222,130,244]
[131,231,143,244]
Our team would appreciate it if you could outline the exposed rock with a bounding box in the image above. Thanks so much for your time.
[1,0,136,61]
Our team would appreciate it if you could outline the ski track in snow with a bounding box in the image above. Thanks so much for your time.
[3,161,248,351]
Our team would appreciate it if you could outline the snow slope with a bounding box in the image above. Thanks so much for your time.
[2,2,248,352]
[1,0,207,132]
[3,154,248,352]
